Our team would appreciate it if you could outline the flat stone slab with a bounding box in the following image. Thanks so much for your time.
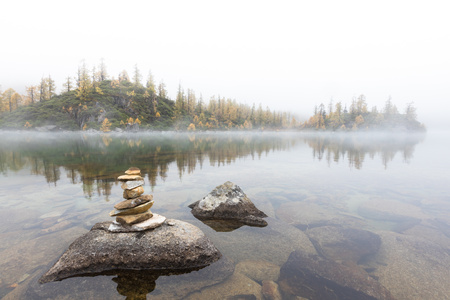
[114,195,153,210]
[116,211,153,226]
[39,218,222,283]
[110,201,152,216]
[117,175,143,181]
[121,180,145,190]
[108,214,166,232]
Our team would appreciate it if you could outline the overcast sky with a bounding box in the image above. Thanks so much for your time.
[1,0,449,128]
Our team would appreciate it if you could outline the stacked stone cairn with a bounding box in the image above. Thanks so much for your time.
[108,167,166,232]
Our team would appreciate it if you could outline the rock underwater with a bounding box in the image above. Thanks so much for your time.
[39,219,222,283]
[189,181,268,231]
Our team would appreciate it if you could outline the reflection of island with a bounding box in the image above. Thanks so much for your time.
[0,132,295,198]
[304,132,425,169]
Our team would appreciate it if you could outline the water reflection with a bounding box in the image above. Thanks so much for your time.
[0,132,294,198]
[0,131,425,197]
[304,132,425,169]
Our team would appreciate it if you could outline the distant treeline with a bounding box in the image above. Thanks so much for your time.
[0,60,424,131]
[300,96,424,131]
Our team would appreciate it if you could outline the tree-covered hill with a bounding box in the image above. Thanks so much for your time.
[0,63,294,131]
[0,62,425,132]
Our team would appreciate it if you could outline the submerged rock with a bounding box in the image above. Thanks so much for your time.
[306,226,381,264]
[278,251,395,300]
[39,219,221,284]
[189,181,268,228]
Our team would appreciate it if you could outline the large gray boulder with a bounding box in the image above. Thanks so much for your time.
[189,181,268,229]
[39,219,221,283]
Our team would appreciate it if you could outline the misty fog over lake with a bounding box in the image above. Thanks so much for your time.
[0,130,449,299]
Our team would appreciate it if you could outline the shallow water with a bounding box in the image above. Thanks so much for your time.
[0,131,449,299]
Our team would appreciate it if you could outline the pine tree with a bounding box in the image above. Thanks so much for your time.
[98,58,108,81]
[62,77,73,93]
[76,62,93,102]
[158,81,167,98]
[146,71,156,94]
[47,75,56,99]
[133,64,142,87]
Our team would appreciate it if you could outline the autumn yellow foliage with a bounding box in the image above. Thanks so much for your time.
[187,123,196,131]
[100,118,111,132]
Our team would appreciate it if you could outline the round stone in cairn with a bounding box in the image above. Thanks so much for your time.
[125,167,141,175]
[123,186,144,199]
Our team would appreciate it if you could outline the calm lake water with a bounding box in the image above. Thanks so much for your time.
[0,130,449,299]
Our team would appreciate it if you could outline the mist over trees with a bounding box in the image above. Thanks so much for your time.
[0,61,295,131]
[0,61,424,131]
[302,95,424,131]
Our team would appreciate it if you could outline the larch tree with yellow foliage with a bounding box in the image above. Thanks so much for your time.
[100,118,112,132]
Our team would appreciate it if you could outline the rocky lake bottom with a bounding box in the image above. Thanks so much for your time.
[0,131,449,299]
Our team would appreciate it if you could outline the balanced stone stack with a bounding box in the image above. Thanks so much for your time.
[108,167,166,232]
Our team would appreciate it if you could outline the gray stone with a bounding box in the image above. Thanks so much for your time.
[278,250,395,300]
[39,219,221,283]
[189,181,268,227]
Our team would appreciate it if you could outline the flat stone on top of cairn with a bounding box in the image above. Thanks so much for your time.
[125,167,141,175]
[108,167,165,232]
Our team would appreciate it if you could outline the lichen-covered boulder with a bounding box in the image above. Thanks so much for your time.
[39,219,221,283]
[188,181,268,228]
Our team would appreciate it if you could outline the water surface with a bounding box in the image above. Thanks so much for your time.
[0,131,449,299]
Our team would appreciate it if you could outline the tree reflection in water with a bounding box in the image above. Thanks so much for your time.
[304,132,425,169]
[0,131,424,197]
[0,132,294,198]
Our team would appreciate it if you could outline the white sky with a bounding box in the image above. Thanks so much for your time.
[1,0,449,128]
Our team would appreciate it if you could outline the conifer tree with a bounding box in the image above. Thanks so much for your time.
[133,64,142,87]
[76,62,93,102]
